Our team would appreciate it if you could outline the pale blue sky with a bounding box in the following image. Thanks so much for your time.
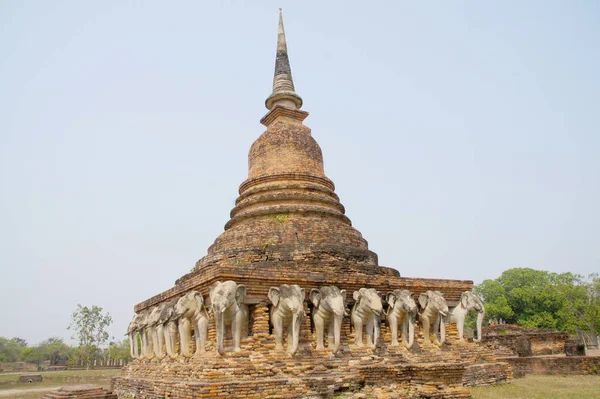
[1,1,598,345]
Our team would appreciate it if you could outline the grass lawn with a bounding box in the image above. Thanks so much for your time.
[470,374,600,399]
[0,369,121,399]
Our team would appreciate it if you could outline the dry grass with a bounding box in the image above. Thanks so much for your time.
[470,374,600,399]
[0,369,121,399]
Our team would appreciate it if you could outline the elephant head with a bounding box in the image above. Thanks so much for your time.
[385,289,417,349]
[268,284,305,355]
[158,298,178,325]
[209,280,248,354]
[459,291,485,342]
[310,286,347,354]
[418,290,449,346]
[351,288,383,348]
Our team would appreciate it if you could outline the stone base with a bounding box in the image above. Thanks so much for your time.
[41,384,117,399]
[114,306,510,399]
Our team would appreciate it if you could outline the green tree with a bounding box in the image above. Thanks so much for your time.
[0,337,25,362]
[12,337,28,348]
[105,339,131,365]
[554,273,600,346]
[68,304,112,370]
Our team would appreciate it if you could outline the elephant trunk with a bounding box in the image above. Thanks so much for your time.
[474,311,485,342]
[215,310,225,355]
[332,313,342,354]
[405,313,415,349]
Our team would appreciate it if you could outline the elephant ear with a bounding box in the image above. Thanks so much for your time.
[340,289,347,302]
[460,292,469,308]
[209,281,221,301]
[309,289,321,308]
[419,293,429,310]
[387,292,397,308]
[268,287,281,307]
[353,290,361,302]
[236,284,247,307]
[194,291,204,311]
[299,288,305,302]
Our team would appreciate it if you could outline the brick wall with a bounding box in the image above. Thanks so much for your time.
[503,356,600,378]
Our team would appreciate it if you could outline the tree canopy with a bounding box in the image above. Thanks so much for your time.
[68,304,113,369]
[475,268,600,344]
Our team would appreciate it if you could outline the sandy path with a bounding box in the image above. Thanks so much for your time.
[0,386,62,397]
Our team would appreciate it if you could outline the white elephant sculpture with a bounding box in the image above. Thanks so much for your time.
[310,286,347,354]
[139,311,153,359]
[351,288,383,348]
[385,289,417,349]
[268,284,305,355]
[209,280,249,354]
[448,291,485,342]
[418,290,449,347]
[175,290,209,357]
[127,309,148,359]
[147,303,167,359]
[156,298,179,359]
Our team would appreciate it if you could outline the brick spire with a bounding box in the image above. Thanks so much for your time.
[265,9,303,111]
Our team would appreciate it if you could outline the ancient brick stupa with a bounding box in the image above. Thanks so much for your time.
[114,11,510,399]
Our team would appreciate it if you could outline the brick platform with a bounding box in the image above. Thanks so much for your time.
[41,385,117,399]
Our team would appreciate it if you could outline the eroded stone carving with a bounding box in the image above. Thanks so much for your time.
[448,291,485,342]
[310,286,347,354]
[351,288,383,348]
[127,309,148,359]
[418,290,449,347]
[268,284,305,355]
[156,298,179,358]
[147,303,167,359]
[175,290,209,357]
[209,280,249,354]
[385,289,417,349]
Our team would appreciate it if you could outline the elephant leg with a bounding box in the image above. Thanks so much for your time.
[147,329,155,358]
[179,319,192,358]
[287,320,294,351]
[167,321,178,358]
[457,317,465,341]
[195,317,208,356]
[354,319,364,347]
[273,318,284,351]
[156,325,166,359]
[233,315,242,352]
[314,316,325,350]
[389,315,399,346]
[139,331,147,359]
[327,319,335,348]
[129,333,137,359]
[421,316,431,344]
[366,318,375,348]
[401,317,408,347]
[164,325,173,358]
[433,316,441,345]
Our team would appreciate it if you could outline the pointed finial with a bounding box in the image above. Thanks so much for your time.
[265,9,303,110]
